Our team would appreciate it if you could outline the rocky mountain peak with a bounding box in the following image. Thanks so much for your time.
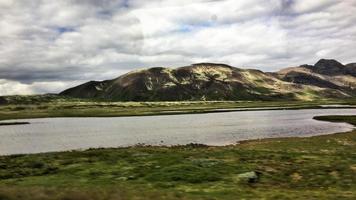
[310,59,345,75]
[315,58,344,68]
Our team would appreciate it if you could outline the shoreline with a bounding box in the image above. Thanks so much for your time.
[0,122,30,126]
[0,104,355,122]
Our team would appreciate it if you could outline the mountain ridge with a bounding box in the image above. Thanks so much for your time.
[60,59,356,101]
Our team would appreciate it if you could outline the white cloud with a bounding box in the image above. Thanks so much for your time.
[0,79,35,95]
[0,79,82,95]
[0,0,356,95]
[290,0,336,14]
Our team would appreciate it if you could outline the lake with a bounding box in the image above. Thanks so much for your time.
[0,109,355,155]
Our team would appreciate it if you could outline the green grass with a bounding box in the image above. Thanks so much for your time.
[0,116,356,199]
[314,115,356,125]
[1,94,356,121]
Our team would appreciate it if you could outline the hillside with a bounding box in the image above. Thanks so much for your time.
[276,59,356,94]
[60,59,356,101]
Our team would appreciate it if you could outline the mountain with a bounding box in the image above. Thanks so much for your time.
[275,59,356,94]
[345,63,356,76]
[60,59,356,101]
[0,96,7,105]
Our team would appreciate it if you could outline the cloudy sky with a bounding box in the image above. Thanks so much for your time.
[0,0,356,95]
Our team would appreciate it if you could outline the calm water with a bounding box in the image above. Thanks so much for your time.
[0,109,355,155]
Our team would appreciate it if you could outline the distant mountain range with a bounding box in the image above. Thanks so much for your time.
[60,59,356,101]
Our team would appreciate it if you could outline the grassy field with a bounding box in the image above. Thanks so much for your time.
[0,116,355,199]
[1,95,356,121]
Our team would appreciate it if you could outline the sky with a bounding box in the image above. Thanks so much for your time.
[0,0,356,95]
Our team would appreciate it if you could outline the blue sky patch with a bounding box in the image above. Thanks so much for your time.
[177,22,214,33]
[56,27,75,34]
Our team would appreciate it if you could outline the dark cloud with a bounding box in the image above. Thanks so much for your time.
[279,0,295,14]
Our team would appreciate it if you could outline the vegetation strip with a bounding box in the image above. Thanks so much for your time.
[1,95,356,121]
